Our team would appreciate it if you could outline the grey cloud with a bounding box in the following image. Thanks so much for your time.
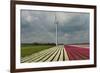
[21,10,89,44]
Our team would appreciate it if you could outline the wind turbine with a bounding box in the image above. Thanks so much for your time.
[54,13,58,46]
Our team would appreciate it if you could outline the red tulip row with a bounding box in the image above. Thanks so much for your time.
[64,45,89,60]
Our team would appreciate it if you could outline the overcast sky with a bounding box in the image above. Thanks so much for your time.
[21,10,90,44]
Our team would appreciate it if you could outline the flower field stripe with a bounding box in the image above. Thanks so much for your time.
[67,45,89,59]
[64,45,89,60]
[63,49,65,61]
[52,46,63,61]
[67,48,87,60]
[59,48,64,61]
[70,47,89,59]
[21,46,57,63]
[21,47,53,62]
[27,49,56,63]
[71,46,89,58]
[37,47,60,62]
[21,45,71,63]
[64,45,85,60]
[42,47,60,62]
[38,45,62,62]
[63,47,69,60]
[27,47,58,62]
[30,47,57,62]
[64,46,79,60]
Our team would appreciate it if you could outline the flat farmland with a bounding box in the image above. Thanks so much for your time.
[21,44,55,57]
[64,45,89,60]
[21,44,89,63]
[21,45,68,63]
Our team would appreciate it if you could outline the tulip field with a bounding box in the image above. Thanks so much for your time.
[21,44,89,63]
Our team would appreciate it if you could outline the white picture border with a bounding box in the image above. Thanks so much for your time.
[16,4,94,69]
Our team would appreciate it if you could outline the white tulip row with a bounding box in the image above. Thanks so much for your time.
[21,45,69,63]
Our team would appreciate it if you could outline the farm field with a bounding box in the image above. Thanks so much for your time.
[21,44,89,63]
[64,45,89,60]
[21,44,55,57]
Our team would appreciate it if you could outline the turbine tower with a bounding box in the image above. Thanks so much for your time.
[55,13,58,46]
